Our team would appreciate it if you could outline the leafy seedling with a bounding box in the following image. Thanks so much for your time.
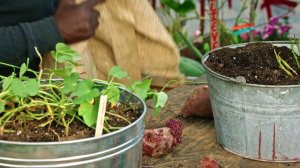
[0,43,168,138]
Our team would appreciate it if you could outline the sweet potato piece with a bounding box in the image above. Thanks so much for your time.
[143,127,174,157]
[182,85,213,118]
[197,156,219,168]
[143,119,183,157]
[166,119,183,144]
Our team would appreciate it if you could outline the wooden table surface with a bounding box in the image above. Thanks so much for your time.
[142,84,300,168]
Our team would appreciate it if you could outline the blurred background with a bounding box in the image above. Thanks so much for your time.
[148,0,300,78]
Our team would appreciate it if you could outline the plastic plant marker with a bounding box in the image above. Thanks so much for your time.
[95,95,108,137]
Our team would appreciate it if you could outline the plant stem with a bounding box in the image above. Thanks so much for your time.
[249,0,258,42]
[295,38,300,68]
[178,32,203,60]
[274,49,297,77]
[106,112,131,125]
[38,119,54,128]
[30,100,71,109]
[290,40,300,68]
[61,116,68,136]
[0,91,10,99]
[160,80,177,92]
[44,98,54,119]
[234,0,248,26]
[281,58,298,76]
[38,90,59,102]
[0,112,13,126]
[40,83,62,90]
[103,126,110,133]
[26,111,49,120]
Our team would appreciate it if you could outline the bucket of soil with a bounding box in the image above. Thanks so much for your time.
[0,43,162,168]
[0,79,146,168]
[202,42,300,162]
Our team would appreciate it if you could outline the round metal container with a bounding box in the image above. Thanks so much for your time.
[0,83,146,168]
[202,42,300,162]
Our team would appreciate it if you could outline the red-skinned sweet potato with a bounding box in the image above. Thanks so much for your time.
[182,85,213,118]
[197,155,219,168]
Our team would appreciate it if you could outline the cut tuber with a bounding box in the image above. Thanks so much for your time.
[143,119,183,157]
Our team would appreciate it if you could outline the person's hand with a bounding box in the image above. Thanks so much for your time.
[55,0,104,44]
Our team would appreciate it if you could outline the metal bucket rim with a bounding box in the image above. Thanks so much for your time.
[0,132,142,163]
[0,135,143,168]
[201,41,300,88]
[0,80,147,146]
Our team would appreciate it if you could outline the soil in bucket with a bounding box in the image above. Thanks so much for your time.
[0,103,140,142]
[205,42,300,85]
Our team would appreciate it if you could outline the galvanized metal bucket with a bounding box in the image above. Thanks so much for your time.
[202,42,300,162]
[0,83,146,168]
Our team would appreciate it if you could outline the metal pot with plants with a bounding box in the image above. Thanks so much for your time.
[202,40,300,162]
[0,43,168,168]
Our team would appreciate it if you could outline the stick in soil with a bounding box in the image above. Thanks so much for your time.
[95,95,107,137]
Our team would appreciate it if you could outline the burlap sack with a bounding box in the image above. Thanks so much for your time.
[43,0,185,87]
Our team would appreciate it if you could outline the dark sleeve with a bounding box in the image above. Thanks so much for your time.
[0,16,63,67]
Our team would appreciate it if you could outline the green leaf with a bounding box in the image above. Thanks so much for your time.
[233,35,239,44]
[19,63,27,78]
[0,100,5,113]
[153,92,168,108]
[10,78,39,97]
[51,68,72,78]
[78,101,98,127]
[102,85,120,104]
[51,43,80,65]
[131,79,152,100]
[108,66,128,79]
[25,79,39,96]
[203,43,210,53]
[62,72,80,93]
[161,0,195,16]
[72,80,100,104]
[152,91,168,114]
[2,76,13,91]
[179,57,205,77]
[10,78,26,98]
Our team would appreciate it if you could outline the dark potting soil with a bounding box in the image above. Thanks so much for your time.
[0,103,140,142]
[205,42,300,85]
